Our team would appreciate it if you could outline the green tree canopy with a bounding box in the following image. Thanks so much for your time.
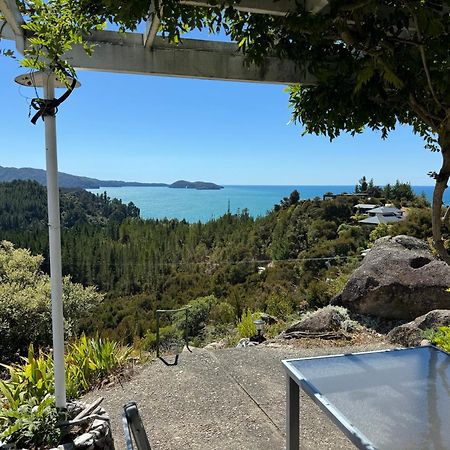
[0,241,103,362]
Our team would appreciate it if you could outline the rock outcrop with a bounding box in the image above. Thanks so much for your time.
[388,309,450,346]
[333,235,450,320]
[280,306,357,340]
[285,307,346,334]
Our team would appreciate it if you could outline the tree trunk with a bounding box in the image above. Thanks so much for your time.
[432,131,450,265]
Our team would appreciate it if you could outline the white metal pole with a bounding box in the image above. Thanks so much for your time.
[43,73,67,410]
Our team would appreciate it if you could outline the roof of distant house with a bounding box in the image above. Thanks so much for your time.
[354,204,378,210]
[368,206,402,214]
[359,214,404,225]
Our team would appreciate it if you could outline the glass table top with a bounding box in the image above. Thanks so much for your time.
[284,346,450,450]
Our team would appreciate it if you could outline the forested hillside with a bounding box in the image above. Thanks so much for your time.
[0,166,167,188]
[0,180,433,343]
[0,180,139,229]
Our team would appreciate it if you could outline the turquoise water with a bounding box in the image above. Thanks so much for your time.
[88,185,439,222]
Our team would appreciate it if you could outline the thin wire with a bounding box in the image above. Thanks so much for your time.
[62,254,363,269]
[30,69,40,99]
[16,70,41,115]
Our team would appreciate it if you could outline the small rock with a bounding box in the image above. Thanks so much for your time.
[236,338,258,348]
[260,313,278,325]
[388,309,450,346]
[57,445,74,450]
[203,340,227,350]
[73,433,94,448]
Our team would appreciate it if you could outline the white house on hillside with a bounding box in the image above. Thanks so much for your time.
[357,205,404,225]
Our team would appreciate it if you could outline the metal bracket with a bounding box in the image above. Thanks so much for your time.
[155,306,192,366]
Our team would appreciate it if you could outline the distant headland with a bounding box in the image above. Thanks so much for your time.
[0,166,223,190]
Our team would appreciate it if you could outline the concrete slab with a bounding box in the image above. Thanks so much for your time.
[83,342,391,450]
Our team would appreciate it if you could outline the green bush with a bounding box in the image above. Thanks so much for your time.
[264,321,287,339]
[0,336,133,448]
[0,346,54,405]
[66,334,132,398]
[209,301,235,326]
[175,295,218,338]
[425,326,450,352]
[0,241,103,363]
[236,309,257,338]
[141,325,182,352]
[369,223,393,243]
[0,336,132,404]
[305,279,331,308]
[265,294,293,320]
[0,394,61,448]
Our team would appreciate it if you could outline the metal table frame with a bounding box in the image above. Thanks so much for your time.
[282,346,448,450]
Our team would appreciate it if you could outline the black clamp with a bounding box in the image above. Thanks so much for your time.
[30,77,77,125]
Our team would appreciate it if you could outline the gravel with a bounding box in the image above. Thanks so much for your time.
[82,339,392,450]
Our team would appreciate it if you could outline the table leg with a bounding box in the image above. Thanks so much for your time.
[286,375,300,450]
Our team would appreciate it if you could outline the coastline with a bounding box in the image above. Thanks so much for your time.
[87,184,441,223]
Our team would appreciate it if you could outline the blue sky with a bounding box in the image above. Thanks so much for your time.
[0,37,442,185]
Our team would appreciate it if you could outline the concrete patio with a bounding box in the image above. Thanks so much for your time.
[83,342,391,450]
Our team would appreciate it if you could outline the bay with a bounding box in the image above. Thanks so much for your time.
[88,185,440,223]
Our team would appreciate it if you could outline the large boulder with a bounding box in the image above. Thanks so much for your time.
[388,309,450,346]
[333,235,450,320]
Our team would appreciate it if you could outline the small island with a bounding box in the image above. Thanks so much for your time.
[169,180,224,190]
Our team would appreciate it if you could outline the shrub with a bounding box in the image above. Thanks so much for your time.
[0,336,132,404]
[265,294,293,320]
[264,321,287,339]
[425,326,450,352]
[175,295,218,338]
[0,336,133,448]
[1,346,55,406]
[369,223,393,243]
[0,241,103,363]
[209,301,235,326]
[323,264,358,299]
[305,279,331,308]
[66,334,132,398]
[0,394,61,448]
[236,309,257,338]
[141,325,182,352]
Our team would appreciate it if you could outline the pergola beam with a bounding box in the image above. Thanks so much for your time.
[0,27,315,84]
[144,0,329,46]
[67,30,314,84]
[180,0,296,15]
[179,0,329,15]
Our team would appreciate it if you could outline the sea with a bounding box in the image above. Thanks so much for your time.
[87,185,440,223]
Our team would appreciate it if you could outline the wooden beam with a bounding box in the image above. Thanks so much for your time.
[180,0,296,16]
[179,0,329,15]
[306,0,329,14]
[0,0,24,37]
[65,30,315,84]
